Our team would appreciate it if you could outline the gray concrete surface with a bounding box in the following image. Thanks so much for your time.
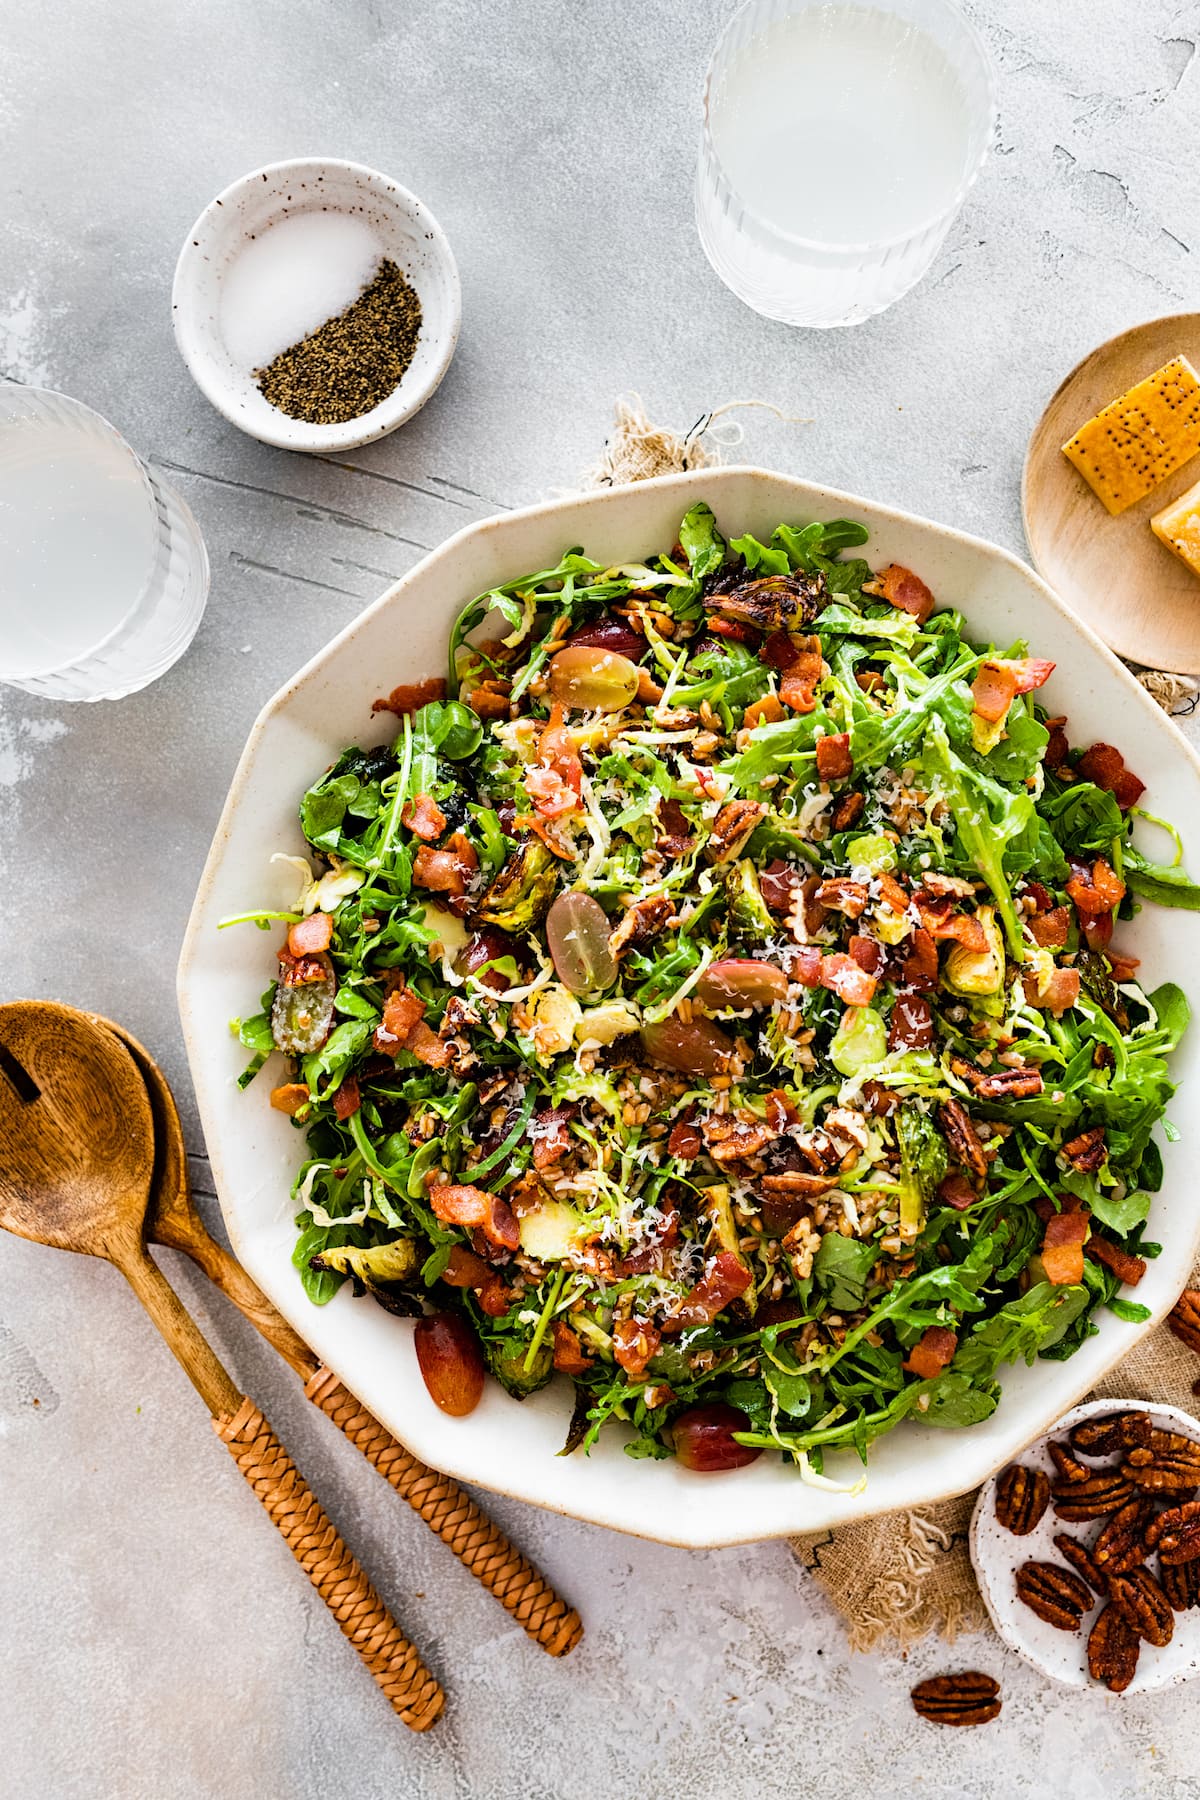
[3,2,1200,1795]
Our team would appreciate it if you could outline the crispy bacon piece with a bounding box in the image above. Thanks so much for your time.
[401,793,448,842]
[1022,965,1081,1016]
[778,636,826,712]
[1086,1236,1147,1287]
[708,798,765,861]
[441,1244,510,1317]
[620,1197,681,1275]
[668,1113,703,1160]
[820,952,878,1006]
[609,892,675,955]
[1044,716,1071,775]
[413,831,479,898]
[904,1326,959,1381]
[1080,909,1113,953]
[706,617,761,646]
[971,660,1019,724]
[287,912,333,957]
[1028,906,1071,948]
[1010,658,1056,694]
[760,858,801,915]
[552,1319,594,1375]
[744,692,785,731]
[331,1075,360,1121]
[661,1251,753,1334]
[270,1082,310,1116]
[902,927,940,990]
[815,732,854,782]
[1063,1126,1107,1174]
[766,1088,801,1132]
[972,1065,1044,1101]
[788,944,824,987]
[831,790,865,833]
[531,1103,575,1171]
[465,677,513,720]
[1108,947,1140,982]
[761,630,800,670]
[612,1316,662,1376]
[406,1020,455,1069]
[915,893,989,951]
[938,1099,988,1180]
[1042,1208,1090,1286]
[1067,858,1126,917]
[655,798,694,855]
[815,877,870,919]
[372,676,447,717]
[938,1170,978,1211]
[848,934,886,975]
[889,992,934,1052]
[373,978,426,1055]
[278,945,330,987]
[431,1183,520,1252]
[861,1080,900,1118]
[1077,743,1146,812]
[862,563,935,623]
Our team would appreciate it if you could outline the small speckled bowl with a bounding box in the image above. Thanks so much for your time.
[971,1398,1200,1694]
[172,158,460,454]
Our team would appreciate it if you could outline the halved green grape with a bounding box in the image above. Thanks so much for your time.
[546,890,618,994]
[548,645,640,712]
[694,958,787,1011]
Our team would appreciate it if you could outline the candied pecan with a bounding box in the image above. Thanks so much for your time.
[1048,1441,1091,1486]
[1061,1125,1107,1173]
[1146,1500,1200,1565]
[1085,1236,1147,1287]
[814,876,870,918]
[831,790,865,833]
[1123,1432,1200,1493]
[530,1103,575,1172]
[1088,1603,1141,1692]
[1070,1410,1153,1459]
[707,798,765,862]
[1160,1557,1200,1611]
[937,1099,989,1181]
[909,1672,1001,1727]
[1054,1533,1110,1597]
[702,1115,776,1166]
[1053,1470,1137,1522]
[758,1169,841,1198]
[667,1115,703,1160]
[994,1464,1050,1536]
[1168,1289,1200,1355]
[1015,1561,1093,1631]
[609,892,675,955]
[1109,1567,1174,1647]
[972,1065,1045,1101]
[1092,1498,1154,1572]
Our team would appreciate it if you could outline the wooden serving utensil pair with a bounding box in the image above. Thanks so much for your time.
[0,1000,581,1731]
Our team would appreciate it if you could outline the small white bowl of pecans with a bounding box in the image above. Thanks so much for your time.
[971,1398,1200,1695]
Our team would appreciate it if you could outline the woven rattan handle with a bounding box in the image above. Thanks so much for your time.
[305,1368,583,1657]
[215,1396,444,1729]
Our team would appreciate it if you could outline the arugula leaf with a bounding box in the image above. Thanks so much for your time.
[922,714,1031,955]
[679,501,726,580]
[952,1282,1091,1381]
[813,1234,880,1311]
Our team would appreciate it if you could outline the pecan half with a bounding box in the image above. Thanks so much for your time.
[995,1464,1051,1536]
[1092,1498,1154,1573]
[1146,1500,1200,1566]
[1168,1289,1200,1355]
[1053,1470,1136,1522]
[1069,1410,1152,1459]
[1048,1441,1091,1486]
[1087,1603,1141,1692]
[1123,1431,1200,1492]
[1061,1125,1107,1173]
[1160,1557,1200,1611]
[910,1672,1001,1727]
[1054,1533,1110,1597]
[1015,1561,1093,1632]
[972,1065,1045,1101]
[1109,1567,1174,1647]
[937,1099,989,1181]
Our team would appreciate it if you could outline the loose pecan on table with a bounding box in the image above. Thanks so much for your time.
[910,1672,1001,1727]
[1015,1561,1093,1632]
[1069,1410,1153,1459]
[1168,1289,1200,1356]
[995,1463,1051,1536]
[1087,1603,1141,1692]
[1109,1568,1175,1647]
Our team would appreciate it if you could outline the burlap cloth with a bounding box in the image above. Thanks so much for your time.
[588,397,1200,1647]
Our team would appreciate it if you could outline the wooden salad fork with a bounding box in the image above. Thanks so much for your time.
[99,1013,583,1659]
[0,1000,443,1729]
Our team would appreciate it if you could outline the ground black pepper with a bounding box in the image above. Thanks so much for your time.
[256,259,423,425]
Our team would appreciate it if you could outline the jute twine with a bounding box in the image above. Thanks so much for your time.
[588,396,1200,1648]
[214,1396,445,1727]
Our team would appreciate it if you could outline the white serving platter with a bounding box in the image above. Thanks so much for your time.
[178,465,1200,1547]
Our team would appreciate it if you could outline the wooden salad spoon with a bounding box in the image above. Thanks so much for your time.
[0,1000,443,1731]
[97,1014,583,1659]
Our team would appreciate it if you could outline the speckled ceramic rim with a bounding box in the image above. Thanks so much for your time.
[971,1398,1200,1694]
[177,467,1200,1546]
[171,157,461,454]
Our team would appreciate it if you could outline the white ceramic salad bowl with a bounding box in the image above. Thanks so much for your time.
[178,466,1200,1547]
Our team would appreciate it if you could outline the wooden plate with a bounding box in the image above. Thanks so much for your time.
[1023,312,1200,674]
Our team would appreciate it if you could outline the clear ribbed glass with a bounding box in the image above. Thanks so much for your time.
[695,0,996,328]
[0,384,209,701]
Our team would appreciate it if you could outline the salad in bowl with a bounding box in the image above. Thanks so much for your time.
[227,503,1195,1484]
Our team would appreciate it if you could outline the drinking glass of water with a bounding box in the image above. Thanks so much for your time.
[695,0,996,328]
[0,384,209,701]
